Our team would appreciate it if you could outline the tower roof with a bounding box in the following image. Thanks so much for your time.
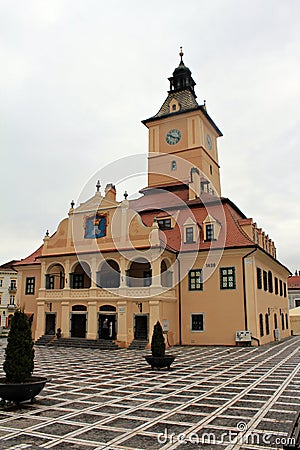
[142,49,222,136]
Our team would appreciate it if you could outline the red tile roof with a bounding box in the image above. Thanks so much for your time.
[288,276,300,289]
[13,245,43,267]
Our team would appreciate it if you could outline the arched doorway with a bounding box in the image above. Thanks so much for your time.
[71,305,87,338]
[127,258,151,287]
[98,305,117,340]
[97,260,120,288]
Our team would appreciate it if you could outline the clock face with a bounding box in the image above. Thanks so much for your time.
[166,129,181,145]
[206,133,212,150]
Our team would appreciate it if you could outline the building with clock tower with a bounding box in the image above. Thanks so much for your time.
[13,51,291,348]
[144,48,222,197]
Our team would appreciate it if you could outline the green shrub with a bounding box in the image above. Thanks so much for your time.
[3,309,34,383]
[151,321,165,357]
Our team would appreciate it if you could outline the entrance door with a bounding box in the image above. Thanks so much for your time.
[134,315,148,340]
[45,313,56,335]
[71,314,86,338]
[99,314,116,340]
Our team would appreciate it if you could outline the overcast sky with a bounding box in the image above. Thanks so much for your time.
[1,0,300,273]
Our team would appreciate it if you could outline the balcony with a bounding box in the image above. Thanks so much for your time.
[7,304,17,311]
[8,286,17,294]
[40,286,176,301]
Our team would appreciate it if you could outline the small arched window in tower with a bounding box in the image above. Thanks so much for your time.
[172,104,176,111]
[171,160,177,171]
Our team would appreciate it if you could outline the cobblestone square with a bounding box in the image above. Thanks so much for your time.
[0,337,298,449]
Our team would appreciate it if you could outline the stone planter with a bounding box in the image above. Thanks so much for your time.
[145,355,175,370]
[0,376,49,405]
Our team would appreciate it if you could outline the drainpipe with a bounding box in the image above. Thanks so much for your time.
[176,255,182,346]
[242,247,258,344]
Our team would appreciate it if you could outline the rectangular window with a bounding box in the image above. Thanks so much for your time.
[220,267,236,290]
[185,227,194,243]
[10,295,15,305]
[0,279,2,288]
[279,280,283,296]
[25,277,35,295]
[257,267,262,289]
[188,269,203,291]
[263,270,268,291]
[205,224,214,241]
[283,282,287,298]
[275,277,278,295]
[45,274,55,290]
[268,271,273,293]
[157,219,171,230]
[191,313,204,331]
[10,279,17,290]
[73,274,84,289]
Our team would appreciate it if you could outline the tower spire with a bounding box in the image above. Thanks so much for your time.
[179,46,184,63]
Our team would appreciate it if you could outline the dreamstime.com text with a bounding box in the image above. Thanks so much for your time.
[157,422,295,446]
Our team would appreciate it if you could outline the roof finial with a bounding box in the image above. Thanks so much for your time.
[96,180,101,192]
[70,200,75,209]
[124,191,128,199]
[179,46,184,63]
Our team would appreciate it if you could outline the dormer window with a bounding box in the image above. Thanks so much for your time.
[183,217,198,244]
[185,227,194,243]
[206,224,214,241]
[203,214,220,241]
[169,99,180,113]
[157,218,172,230]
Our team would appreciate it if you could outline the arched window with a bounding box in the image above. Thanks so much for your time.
[97,260,120,288]
[45,264,65,290]
[161,259,173,287]
[72,305,87,311]
[285,313,289,329]
[70,262,91,289]
[99,305,116,312]
[265,313,270,335]
[259,313,264,337]
[127,258,151,287]
[274,313,278,329]
[281,313,285,330]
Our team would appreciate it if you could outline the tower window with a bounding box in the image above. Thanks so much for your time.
[172,104,176,111]
[210,165,213,175]
[171,160,177,171]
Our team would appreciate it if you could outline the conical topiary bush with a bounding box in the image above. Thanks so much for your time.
[151,321,165,357]
[3,309,34,383]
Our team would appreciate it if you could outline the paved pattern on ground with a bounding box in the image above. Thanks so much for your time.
[0,337,299,450]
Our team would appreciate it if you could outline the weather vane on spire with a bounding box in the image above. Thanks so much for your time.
[179,46,184,62]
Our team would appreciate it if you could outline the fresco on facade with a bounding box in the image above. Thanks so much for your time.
[84,214,107,239]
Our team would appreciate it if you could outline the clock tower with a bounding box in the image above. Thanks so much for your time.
[142,49,223,197]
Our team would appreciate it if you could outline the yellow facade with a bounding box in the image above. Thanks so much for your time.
[14,52,290,347]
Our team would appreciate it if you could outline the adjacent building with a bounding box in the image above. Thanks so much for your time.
[14,51,290,346]
[0,261,19,328]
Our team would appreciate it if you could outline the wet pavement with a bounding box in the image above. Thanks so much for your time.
[0,336,299,449]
